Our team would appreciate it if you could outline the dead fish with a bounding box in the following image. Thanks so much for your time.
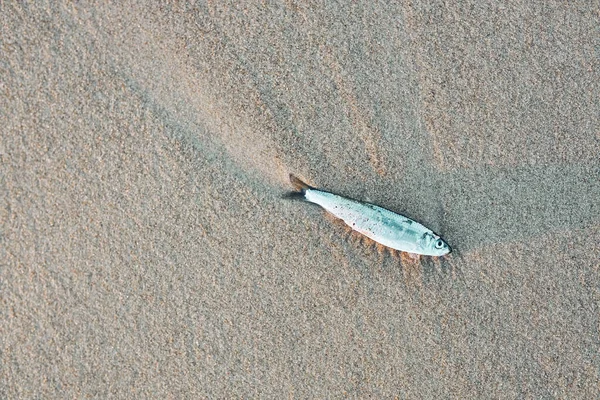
[288,174,451,257]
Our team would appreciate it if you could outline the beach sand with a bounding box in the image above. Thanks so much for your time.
[1,2,599,398]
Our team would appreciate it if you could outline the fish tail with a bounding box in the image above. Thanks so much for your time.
[285,174,313,200]
[289,174,313,191]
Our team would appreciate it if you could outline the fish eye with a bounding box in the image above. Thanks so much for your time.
[435,239,444,249]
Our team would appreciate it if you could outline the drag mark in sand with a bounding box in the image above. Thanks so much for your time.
[322,46,387,177]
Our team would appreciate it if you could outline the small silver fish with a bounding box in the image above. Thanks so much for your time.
[289,174,451,257]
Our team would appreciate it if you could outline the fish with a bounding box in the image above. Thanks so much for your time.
[288,174,451,257]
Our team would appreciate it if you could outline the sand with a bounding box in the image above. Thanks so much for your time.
[1,2,599,398]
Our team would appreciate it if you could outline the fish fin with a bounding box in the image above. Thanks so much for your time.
[289,174,314,192]
[281,191,307,201]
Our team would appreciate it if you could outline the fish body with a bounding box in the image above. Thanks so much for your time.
[290,175,451,257]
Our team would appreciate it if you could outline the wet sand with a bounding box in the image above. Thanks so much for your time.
[1,2,599,398]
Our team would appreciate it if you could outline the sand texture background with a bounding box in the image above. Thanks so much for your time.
[2,1,600,398]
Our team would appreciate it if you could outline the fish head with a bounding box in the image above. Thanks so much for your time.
[418,232,452,257]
